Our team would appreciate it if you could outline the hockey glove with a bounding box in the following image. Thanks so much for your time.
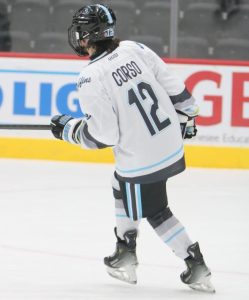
[50,114,83,144]
[176,109,198,139]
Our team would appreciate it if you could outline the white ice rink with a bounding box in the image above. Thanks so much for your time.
[0,159,248,300]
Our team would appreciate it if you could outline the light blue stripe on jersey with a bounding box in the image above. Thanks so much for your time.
[164,227,185,244]
[135,184,142,219]
[125,183,133,220]
[116,145,184,174]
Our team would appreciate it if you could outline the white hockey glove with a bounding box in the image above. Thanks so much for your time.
[176,106,199,139]
[50,114,85,144]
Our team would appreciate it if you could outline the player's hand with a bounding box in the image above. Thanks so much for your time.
[50,114,84,144]
[50,114,73,140]
[177,110,198,139]
[184,118,197,139]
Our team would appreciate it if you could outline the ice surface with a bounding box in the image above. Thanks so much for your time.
[0,159,248,299]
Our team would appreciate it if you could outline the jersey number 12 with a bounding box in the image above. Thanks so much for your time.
[128,82,171,136]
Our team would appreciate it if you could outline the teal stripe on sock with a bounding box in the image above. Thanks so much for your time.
[136,184,142,219]
[164,227,185,244]
[115,214,128,218]
[125,183,133,220]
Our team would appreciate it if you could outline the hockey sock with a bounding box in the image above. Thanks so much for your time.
[112,174,140,240]
[147,206,193,259]
[115,198,140,240]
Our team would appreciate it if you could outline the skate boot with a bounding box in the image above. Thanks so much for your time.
[104,228,138,284]
[181,242,215,293]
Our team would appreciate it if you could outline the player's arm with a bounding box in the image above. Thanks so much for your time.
[50,71,119,149]
[50,109,119,150]
[50,114,104,148]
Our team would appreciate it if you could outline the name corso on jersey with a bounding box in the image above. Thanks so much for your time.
[112,60,142,87]
[77,59,142,88]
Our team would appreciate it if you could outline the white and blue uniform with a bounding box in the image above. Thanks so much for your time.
[75,41,197,183]
[61,4,214,290]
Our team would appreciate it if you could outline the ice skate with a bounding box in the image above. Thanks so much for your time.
[104,228,138,284]
[181,242,215,293]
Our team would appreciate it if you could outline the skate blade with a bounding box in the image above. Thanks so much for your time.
[106,265,137,284]
[189,275,215,293]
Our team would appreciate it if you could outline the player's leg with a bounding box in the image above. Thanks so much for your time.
[104,173,140,284]
[147,205,194,260]
[146,181,215,292]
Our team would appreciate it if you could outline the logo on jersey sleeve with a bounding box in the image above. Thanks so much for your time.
[77,76,91,88]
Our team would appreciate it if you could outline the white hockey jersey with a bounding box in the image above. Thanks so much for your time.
[76,41,197,183]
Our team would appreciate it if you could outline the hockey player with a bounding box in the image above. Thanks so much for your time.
[50,4,215,293]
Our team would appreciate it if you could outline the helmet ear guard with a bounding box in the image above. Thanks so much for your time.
[68,4,116,56]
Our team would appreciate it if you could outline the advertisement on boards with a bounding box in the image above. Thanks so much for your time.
[0,57,83,138]
[0,56,248,148]
[171,62,249,148]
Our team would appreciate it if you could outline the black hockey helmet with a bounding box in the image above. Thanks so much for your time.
[68,4,116,56]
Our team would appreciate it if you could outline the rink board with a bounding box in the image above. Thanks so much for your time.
[0,137,249,169]
[0,53,248,168]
